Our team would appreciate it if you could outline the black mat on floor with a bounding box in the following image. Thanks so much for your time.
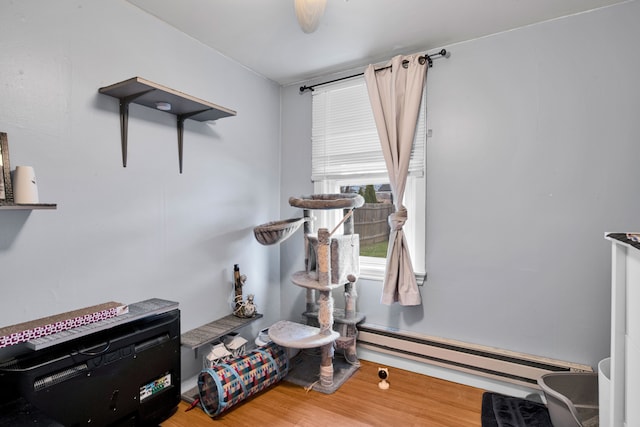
[481,392,553,427]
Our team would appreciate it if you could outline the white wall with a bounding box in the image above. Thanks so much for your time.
[0,0,282,380]
[280,0,640,378]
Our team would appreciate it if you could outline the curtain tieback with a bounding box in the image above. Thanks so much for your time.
[389,206,408,231]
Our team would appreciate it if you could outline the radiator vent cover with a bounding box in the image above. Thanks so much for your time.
[357,324,593,388]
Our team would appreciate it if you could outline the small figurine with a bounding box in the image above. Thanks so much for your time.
[243,294,257,318]
[232,264,257,318]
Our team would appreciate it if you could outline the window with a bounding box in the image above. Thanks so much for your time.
[311,76,426,282]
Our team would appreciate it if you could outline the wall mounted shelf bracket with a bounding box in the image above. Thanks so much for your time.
[99,77,236,173]
[119,89,154,169]
[177,109,211,173]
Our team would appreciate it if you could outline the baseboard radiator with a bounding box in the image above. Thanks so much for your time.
[357,324,593,389]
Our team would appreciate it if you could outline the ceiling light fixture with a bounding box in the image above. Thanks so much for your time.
[155,102,172,111]
[294,0,327,34]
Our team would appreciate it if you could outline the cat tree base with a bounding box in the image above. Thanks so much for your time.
[285,348,360,394]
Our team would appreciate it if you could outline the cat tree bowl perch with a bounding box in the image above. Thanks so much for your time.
[253,217,310,246]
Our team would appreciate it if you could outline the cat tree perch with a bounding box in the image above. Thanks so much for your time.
[253,193,366,393]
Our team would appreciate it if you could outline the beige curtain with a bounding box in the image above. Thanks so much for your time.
[364,54,427,306]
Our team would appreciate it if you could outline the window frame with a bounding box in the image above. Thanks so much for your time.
[310,75,427,284]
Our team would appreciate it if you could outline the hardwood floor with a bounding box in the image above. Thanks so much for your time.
[161,359,485,426]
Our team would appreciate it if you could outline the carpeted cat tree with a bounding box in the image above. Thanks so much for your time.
[254,193,366,393]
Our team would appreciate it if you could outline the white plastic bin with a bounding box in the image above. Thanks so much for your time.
[599,357,611,427]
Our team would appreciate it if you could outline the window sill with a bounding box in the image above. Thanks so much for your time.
[359,262,426,286]
[359,263,386,282]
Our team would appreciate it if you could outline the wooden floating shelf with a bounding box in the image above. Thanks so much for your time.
[179,313,262,403]
[98,77,237,173]
[181,313,262,352]
[0,203,57,211]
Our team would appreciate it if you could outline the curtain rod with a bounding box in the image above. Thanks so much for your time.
[299,49,450,93]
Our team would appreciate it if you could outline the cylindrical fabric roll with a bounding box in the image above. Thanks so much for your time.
[13,166,39,204]
[198,341,288,418]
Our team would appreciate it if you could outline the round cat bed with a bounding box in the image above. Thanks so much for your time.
[288,193,364,210]
[253,217,308,245]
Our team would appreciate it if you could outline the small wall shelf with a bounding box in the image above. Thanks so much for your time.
[0,203,57,211]
[179,313,262,403]
[181,313,262,356]
[98,77,237,173]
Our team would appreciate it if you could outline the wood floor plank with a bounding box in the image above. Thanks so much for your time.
[162,359,485,426]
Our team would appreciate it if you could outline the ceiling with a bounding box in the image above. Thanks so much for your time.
[126,0,629,86]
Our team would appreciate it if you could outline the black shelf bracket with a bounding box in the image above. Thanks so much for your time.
[119,89,156,168]
[177,109,212,174]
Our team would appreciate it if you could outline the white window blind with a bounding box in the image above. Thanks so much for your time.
[311,76,426,182]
